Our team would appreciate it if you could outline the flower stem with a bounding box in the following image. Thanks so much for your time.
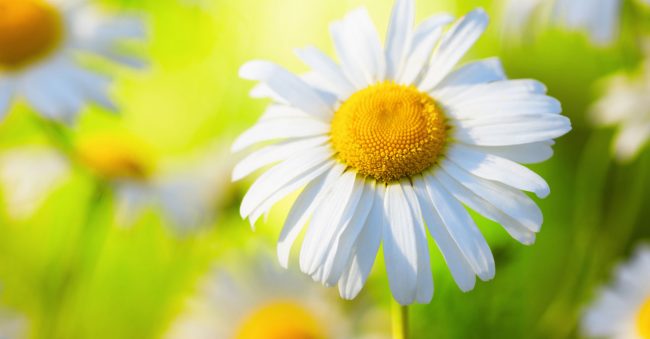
[391,300,408,339]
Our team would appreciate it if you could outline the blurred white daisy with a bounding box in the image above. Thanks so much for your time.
[234,0,571,304]
[0,0,145,123]
[165,251,388,339]
[501,0,625,46]
[591,59,650,162]
[0,310,25,339]
[582,245,650,338]
[0,134,231,233]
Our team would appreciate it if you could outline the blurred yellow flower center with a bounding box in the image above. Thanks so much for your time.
[0,0,63,70]
[235,301,326,339]
[76,134,154,181]
[330,82,447,182]
[638,298,650,338]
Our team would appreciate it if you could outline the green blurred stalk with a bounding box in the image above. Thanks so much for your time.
[392,300,408,339]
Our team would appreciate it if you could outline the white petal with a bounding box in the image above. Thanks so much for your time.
[453,113,571,147]
[385,0,415,79]
[397,14,453,85]
[240,147,333,220]
[401,180,434,303]
[418,9,489,92]
[437,166,538,244]
[412,176,476,291]
[338,184,385,299]
[383,182,419,305]
[329,8,386,88]
[437,79,548,108]
[22,71,77,123]
[447,144,550,198]
[423,174,495,280]
[434,57,506,91]
[449,95,562,120]
[295,46,355,100]
[300,171,363,276]
[231,117,329,152]
[259,105,311,121]
[232,137,328,181]
[239,61,333,119]
[277,164,346,268]
[65,65,117,111]
[319,180,375,286]
[465,141,554,164]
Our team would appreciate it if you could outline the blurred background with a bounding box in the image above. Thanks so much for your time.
[1,0,649,338]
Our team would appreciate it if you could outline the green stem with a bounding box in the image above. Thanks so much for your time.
[391,300,408,339]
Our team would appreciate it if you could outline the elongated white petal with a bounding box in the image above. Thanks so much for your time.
[259,105,311,121]
[434,57,506,90]
[277,164,346,267]
[447,144,550,198]
[295,47,355,99]
[437,167,538,244]
[232,137,328,181]
[442,160,542,231]
[466,142,554,164]
[413,176,476,291]
[418,9,489,92]
[438,79,547,108]
[320,180,375,286]
[453,113,571,147]
[300,171,363,276]
[383,183,419,305]
[329,8,386,88]
[338,184,385,299]
[64,65,117,111]
[449,95,562,120]
[385,0,415,79]
[231,117,329,152]
[423,174,495,280]
[240,147,332,219]
[398,14,453,84]
[240,61,333,119]
[401,180,434,303]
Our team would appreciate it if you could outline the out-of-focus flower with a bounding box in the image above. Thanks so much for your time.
[0,133,232,233]
[0,301,26,339]
[0,0,146,123]
[164,250,388,339]
[0,147,69,220]
[582,245,650,338]
[591,60,650,162]
[234,0,571,304]
[501,0,628,46]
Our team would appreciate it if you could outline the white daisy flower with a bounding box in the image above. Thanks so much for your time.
[233,0,571,305]
[501,0,625,46]
[0,135,231,232]
[591,60,650,162]
[0,0,145,123]
[582,245,650,338]
[165,251,388,339]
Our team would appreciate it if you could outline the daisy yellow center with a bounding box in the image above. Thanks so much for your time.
[0,0,63,70]
[331,82,447,182]
[638,298,650,338]
[75,134,154,181]
[235,301,326,339]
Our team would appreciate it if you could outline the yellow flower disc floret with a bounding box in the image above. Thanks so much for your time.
[638,298,650,338]
[331,82,448,183]
[0,0,63,70]
[76,133,155,181]
[235,301,326,339]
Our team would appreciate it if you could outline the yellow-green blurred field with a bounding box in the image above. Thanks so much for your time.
[1,0,650,338]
